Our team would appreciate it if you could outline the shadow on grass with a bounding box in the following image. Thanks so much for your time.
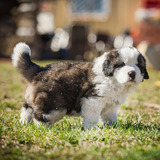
[119,121,160,131]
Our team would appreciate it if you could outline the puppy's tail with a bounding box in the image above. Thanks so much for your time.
[12,42,42,82]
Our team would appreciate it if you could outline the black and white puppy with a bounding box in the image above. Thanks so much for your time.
[12,43,149,129]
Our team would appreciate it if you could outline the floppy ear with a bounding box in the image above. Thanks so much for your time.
[137,54,149,80]
[144,68,149,79]
[102,59,114,76]
[102,50,120,77]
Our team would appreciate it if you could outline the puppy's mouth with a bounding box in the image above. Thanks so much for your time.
[128,77,136,82]
[125,77,137,85]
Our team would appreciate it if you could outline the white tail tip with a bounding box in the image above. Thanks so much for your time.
[12,42,31,67]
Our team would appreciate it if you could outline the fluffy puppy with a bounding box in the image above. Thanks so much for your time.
[12,43,149,129]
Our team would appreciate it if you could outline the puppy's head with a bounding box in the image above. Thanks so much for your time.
[102,47,149,85]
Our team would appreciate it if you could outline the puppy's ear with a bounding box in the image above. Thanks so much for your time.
[102,50,120,77]
[102,58,114,76]
[137,54,149,80]
[144,68,149,79]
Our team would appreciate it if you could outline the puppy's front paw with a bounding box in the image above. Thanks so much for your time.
[82,121,97,130]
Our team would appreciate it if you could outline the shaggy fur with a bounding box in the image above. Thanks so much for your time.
[12,42,149,129]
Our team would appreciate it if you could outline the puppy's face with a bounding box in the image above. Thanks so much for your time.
[102,47,149,85]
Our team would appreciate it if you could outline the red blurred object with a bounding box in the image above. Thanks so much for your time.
[141,0,160,9]
[139,21,160,44]
[136,0,160,44]
[130,28,140,41]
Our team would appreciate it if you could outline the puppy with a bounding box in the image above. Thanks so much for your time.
[12,43,149,129]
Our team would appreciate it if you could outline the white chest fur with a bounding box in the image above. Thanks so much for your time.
[95,78,128,109]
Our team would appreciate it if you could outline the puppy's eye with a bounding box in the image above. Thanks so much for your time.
[115,62,125,68]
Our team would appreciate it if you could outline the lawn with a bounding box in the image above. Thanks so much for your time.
[0,60,160,160]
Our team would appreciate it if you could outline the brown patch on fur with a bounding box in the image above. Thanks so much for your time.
[25,62,97,122]
[102,50,125,76]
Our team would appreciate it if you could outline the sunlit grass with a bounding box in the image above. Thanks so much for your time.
[0,60,160,160]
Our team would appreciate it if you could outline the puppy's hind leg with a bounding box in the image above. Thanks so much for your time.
[33,108,67,127]
[20,102,33,124]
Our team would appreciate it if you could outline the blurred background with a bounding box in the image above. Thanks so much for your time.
[0,0,160,69]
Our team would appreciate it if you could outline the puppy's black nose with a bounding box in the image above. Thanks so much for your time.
[128,71,136,80]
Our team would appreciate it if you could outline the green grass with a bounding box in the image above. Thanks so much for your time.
[0,60,160,160]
